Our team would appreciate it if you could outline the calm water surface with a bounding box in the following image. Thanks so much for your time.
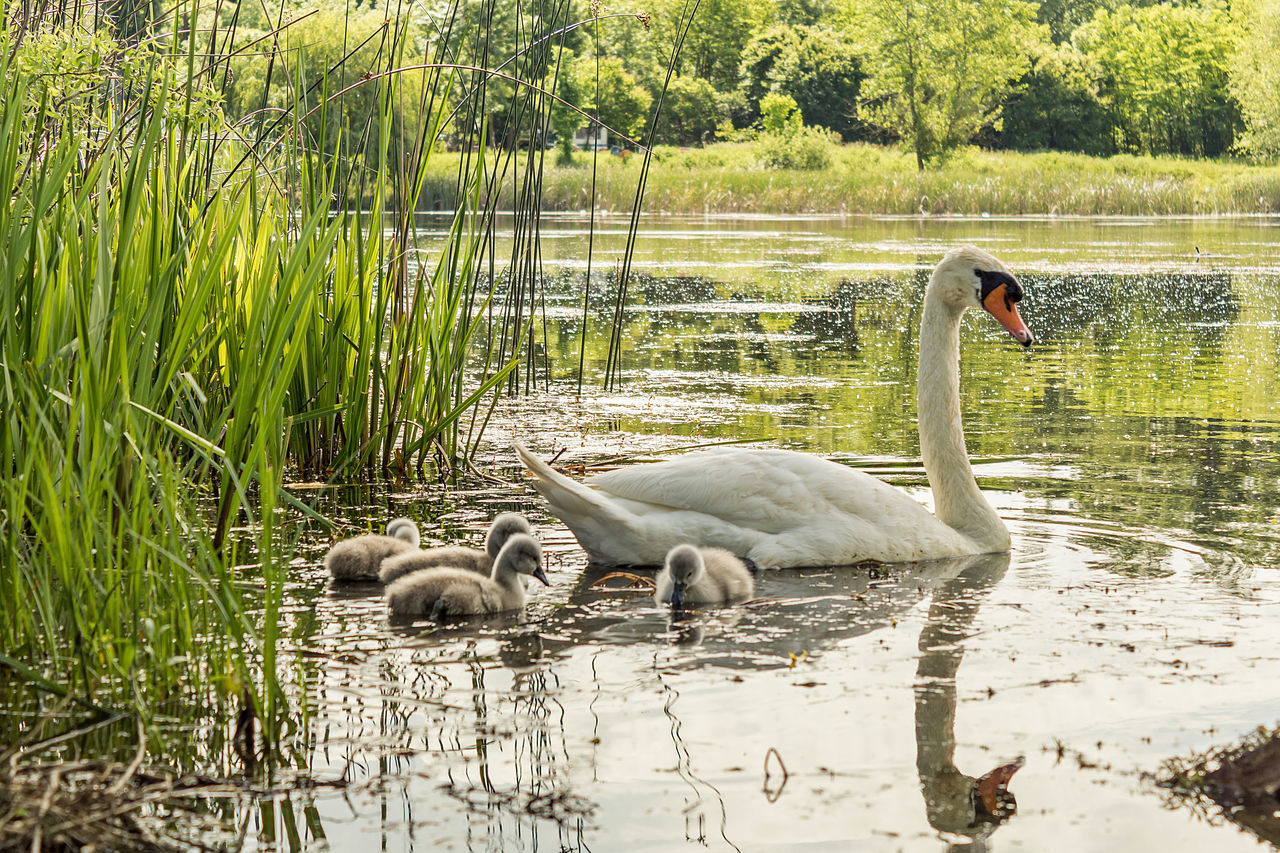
[268,216,1280,851]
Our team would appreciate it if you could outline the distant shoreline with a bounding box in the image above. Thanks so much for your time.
[418,142,1280,217]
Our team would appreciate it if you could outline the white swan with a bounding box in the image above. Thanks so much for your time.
[378,512,533,583]
[325,517,420,581]
[385,533,549,620]
[654,545,755,607]
[514,245,1033,568]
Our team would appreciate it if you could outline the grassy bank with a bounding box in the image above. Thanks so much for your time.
[420,143,1280,216]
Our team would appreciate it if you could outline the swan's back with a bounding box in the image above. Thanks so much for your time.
[535,446,971,566]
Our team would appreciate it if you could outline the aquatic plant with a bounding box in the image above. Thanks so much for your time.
[0,0,618,755]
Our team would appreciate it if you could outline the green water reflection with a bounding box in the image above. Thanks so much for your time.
[265,213,1276,852]
[26,216,1280,852]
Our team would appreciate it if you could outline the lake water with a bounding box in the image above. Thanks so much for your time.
[272,215,1280,851]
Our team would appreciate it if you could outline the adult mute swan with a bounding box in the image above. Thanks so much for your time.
[654,545,755,607]
[514,245,1033,568]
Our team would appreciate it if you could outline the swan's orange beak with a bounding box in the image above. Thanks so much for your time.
[974,756,1024,819]
[982,282,1034,347]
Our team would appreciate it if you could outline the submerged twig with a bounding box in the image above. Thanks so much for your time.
[763,746,789,802]
[589,572,657,593]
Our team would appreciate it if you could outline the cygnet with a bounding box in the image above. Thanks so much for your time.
[379,512,533,583]
[654,544,754,608]
[386,533,549,621]
[324,517,419,582]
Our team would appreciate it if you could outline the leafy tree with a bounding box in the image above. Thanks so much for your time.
[777,0,839,27]
[740,25,863,138]
[740,25,803,110]
[998,43,1114,154]
[661,0,775,91]
[652,75,720,144]
[760,92,804,135]
[1075,2,1239,156]
[224,5,431,163]
[1228,0,1280,158]
[572,55,652,142]
[849,0,1043,168]
[1036,0,1119,44]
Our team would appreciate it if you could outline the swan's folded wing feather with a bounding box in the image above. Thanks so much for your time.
[586,448,934,533]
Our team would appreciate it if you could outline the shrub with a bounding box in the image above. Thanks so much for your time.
[758,124,835,169]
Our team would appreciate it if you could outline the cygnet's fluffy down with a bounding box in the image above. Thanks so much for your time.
[386,533,549,621]
[654,544,754,607]
[325,518,419,582]
[379,512,533,584]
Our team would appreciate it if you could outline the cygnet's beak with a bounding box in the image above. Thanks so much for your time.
[532,566,550,586]
[670,581,687,609]
[982,280,1034,347]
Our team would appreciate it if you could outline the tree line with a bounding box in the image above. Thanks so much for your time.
[23,0,1280,170]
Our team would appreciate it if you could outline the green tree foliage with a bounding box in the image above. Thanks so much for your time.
[850,0,1043,168]
[224,5,427,164]
[1036,0,1116,44]
[1229,0,1280,158]
[777,0,839,26]
[665,0,775,90]
[573,54,652,140]
[1074,2,1239,156]
[653,75,720,144]
[998,43,1113,155]
[761,91,804,134]
[740,25,802,109]
[8,22,221,138]
[739,24,863,138]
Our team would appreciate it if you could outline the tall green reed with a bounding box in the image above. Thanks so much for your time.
[0,0,578,757]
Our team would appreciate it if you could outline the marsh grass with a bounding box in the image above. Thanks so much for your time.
[0,0,611,762]
[419,142,1280,215]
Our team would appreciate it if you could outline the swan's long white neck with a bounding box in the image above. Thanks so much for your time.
[917,284,1009,551]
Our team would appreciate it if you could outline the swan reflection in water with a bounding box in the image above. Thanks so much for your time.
[523,550,1024,845]
[372,548,1022,847]
[913,552,1023,849]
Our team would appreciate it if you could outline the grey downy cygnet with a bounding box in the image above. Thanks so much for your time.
[325,517,420,582]
[654,544,754,608]
[379,512,533,584]
[385,533,549,621]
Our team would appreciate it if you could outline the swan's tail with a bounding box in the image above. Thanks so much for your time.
[513,441,615,519]
[512,442,639,564]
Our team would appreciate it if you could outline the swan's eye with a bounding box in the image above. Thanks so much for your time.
[976,268,1018,302]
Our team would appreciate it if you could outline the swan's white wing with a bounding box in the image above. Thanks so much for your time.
[587,448,933,533]
[515,442,978,568]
